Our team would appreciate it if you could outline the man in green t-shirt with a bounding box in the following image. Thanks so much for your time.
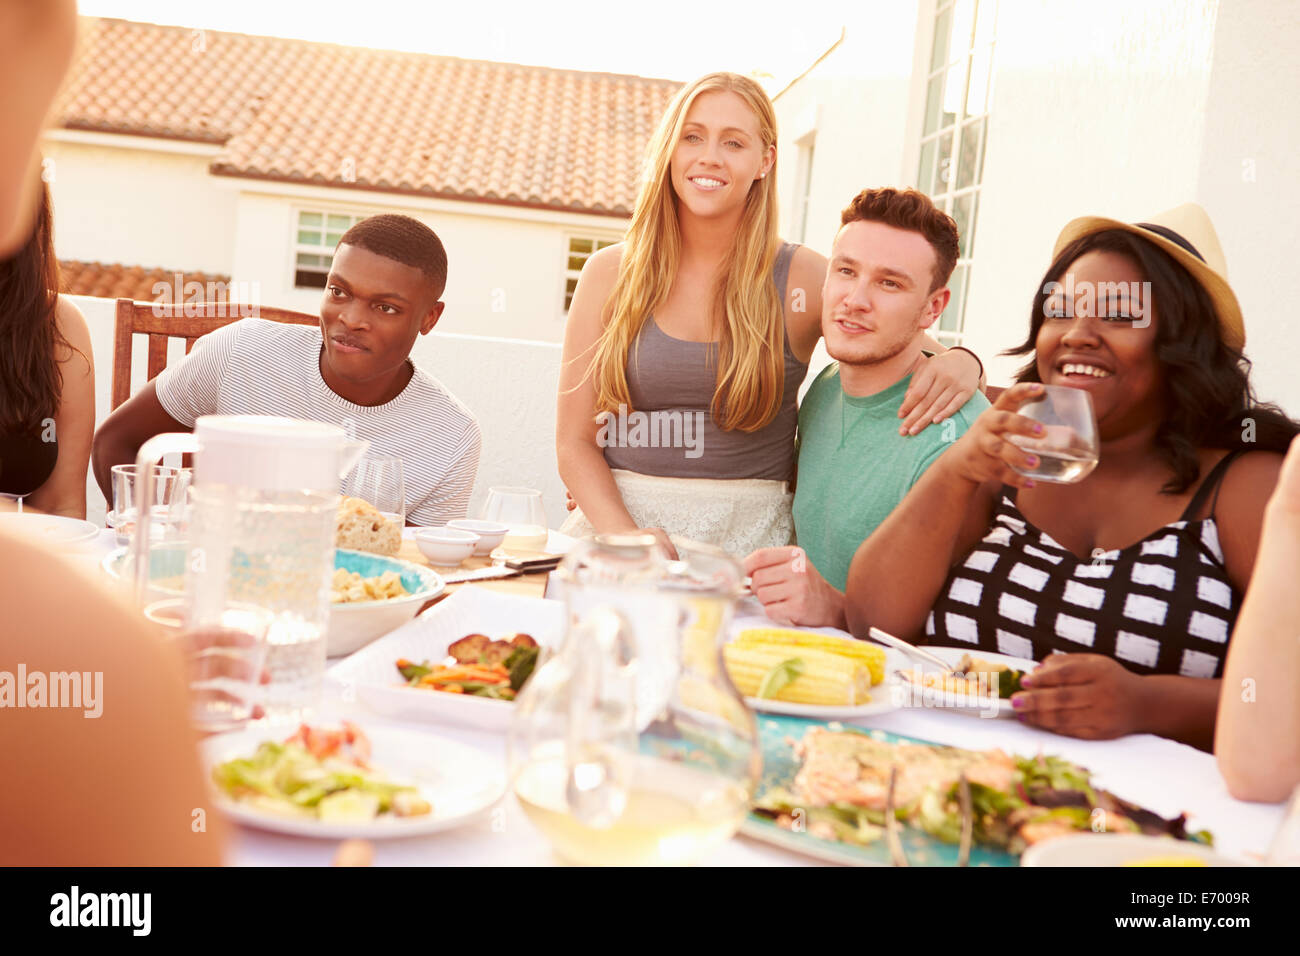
[745,187,990,627]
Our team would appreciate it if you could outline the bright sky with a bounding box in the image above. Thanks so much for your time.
[76,0,848,84]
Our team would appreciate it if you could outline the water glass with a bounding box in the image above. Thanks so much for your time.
[482,486,548,551]
[1009,385,1100,483]
[144,597,274,735]
[110,463,190,546]
[343,455,406,526]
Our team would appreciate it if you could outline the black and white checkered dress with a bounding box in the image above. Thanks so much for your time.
[925,453,1243,678]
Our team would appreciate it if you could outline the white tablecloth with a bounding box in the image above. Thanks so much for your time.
[71,528,1285,866]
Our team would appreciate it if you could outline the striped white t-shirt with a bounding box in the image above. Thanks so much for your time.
[155,318,481,527]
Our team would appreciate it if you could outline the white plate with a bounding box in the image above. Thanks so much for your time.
[891,646,1037,718]
[728,616,905,720]
[201,722,505,839]
[1020,832,1242,867]
[742,686,902,721]
[327,587,565,732]
[0,512,98,545]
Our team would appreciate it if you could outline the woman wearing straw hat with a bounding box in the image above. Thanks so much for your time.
[846,204,1298,750]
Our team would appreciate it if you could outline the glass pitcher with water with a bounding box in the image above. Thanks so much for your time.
[132,415,367,723]
[508,533,760,865]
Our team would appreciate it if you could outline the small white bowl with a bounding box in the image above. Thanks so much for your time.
[447,519,509,555]
[415,528,479,566]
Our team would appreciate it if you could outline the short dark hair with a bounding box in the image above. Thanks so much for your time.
[840,187,959,292]
[338,214,448,297]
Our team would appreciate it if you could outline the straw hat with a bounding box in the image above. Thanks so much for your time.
[1052,203,1245,351]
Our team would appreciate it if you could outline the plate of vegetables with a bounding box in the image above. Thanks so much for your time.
[202,721,505,839]
[397,632,540,701]
[722,625,905,719]
[895,647,1036,717]
[326,588,564,731]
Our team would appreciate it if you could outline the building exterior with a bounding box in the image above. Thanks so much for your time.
[772,0,1300,414]
[45,17,682,343]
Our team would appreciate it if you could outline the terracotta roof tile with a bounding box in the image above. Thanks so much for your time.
[59,260,232,301]
[54,18,682,217]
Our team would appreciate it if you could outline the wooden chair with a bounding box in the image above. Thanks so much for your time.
[111,298,319,410]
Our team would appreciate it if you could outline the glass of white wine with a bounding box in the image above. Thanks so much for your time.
[1009,385,1100,483]
[508,534,759,866]
[482,486,548,551]
[343,455,406,526]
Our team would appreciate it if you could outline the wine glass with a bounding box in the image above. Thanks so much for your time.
[343,455,406,526]
[1009,385,1100,483]
[482,486,548,551]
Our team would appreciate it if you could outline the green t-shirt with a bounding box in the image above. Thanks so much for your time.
[791,365,990,591]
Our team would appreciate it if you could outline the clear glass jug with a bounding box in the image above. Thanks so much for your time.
[133,415,368,721]
[508,533,760,865]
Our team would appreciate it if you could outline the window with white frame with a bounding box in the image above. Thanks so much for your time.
[564,235,618,313]
[294,210,365,289]
[917,0,997,345]
[794,135,817,244]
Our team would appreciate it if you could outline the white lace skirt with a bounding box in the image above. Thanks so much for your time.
[559,469,795,557]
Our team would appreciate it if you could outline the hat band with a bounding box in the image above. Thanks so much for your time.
[1136,222,1205,263]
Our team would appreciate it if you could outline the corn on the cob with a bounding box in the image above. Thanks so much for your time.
[723,644,871,705]
[734,628,886,686]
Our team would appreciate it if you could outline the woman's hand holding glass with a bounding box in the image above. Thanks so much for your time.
[938,382,1053,489]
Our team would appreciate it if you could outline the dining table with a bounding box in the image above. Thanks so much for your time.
[69,525,1288,867]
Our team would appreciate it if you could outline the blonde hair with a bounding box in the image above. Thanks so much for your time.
[588,72,783,432]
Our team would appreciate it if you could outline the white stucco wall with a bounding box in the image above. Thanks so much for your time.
[774,3,921,259]
[1194,0,1300,413]
[966,0,1220,384]
[42,135,236,275]
[42,133,627,348]
[772,0,1298,416]
[226,185,624,344]
[75,296,569,530]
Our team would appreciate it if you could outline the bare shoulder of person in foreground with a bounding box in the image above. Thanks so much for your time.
[0,527,225,864]
[1216,436,1300,802]
[0,0,78,256]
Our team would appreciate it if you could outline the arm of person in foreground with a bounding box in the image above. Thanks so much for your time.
[0,527,225,864]
[1216,436,1300,800]
[843,383,1046,640]
[0,0,77,257]
[26,297,94,518]
[1015,446,1288,752]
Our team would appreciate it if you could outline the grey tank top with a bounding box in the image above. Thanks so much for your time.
[603,242,808,481]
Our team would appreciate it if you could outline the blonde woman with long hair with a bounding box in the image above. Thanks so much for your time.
[557,72,982,555]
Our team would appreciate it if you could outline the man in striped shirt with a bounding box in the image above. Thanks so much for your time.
[92,214,481,526]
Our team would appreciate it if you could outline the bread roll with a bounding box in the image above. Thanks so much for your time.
[335,496,400,556]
